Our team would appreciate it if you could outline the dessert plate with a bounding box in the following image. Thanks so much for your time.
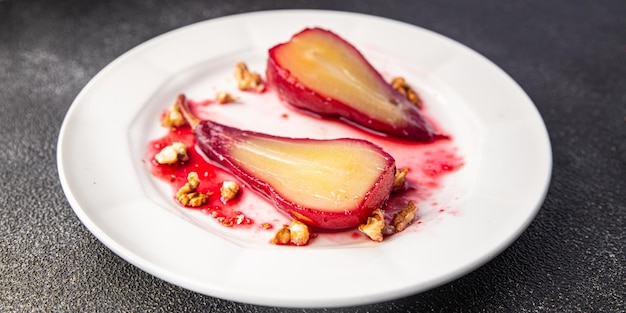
[57,10,551,308]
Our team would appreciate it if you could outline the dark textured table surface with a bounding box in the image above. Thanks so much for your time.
[1,1,624,312]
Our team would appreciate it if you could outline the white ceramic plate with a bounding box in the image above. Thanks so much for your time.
[57,10,551,308]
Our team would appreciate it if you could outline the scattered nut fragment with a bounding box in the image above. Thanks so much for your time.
[234,62,265,92]
[154,142,189,165]
[393,167,409,191]
[391,77,421,108]
[220,180,240,202]
[176,172,209,207]
[392,201,418,232]
[358,208,385,242]
[288,220,310,246]
[215,91,237,104]
[271,225,292,245]
[161,103,186,128]
[270,220,310,246]
[235,213,246,225]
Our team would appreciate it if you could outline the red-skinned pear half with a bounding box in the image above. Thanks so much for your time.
[267,27,437,142]
[194,120,396,230]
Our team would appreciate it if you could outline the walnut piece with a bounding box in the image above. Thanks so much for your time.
[161,103,186,128]
[393,167,409,191]
[215,91,237,104]
[288,220,310,246]
[176,172,209,207]
[220,180,239,202]
[234,62,265,92]
[391,77,421,108]
[392,201,418,232]
[270,220,310,246]
[271,226,292,245]
[358,208,385,242]
[154,142,189,165]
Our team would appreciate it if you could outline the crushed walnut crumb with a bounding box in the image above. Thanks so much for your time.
[161,103,186,128]
[271,220,310,246]
[215,91,237,104]
[271,225,292,245]
[234,62,265,92]
[288,220,310,246]
[391,77,421,108]
[393,167,409,191]
[175,172,210,207]
[392,201,418,232]
[220,180,239,202]
[358,208,385,242]
[154,142,189,165]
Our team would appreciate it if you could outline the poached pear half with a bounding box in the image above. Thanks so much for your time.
[194,120,396,230]
[267,27,437,142]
